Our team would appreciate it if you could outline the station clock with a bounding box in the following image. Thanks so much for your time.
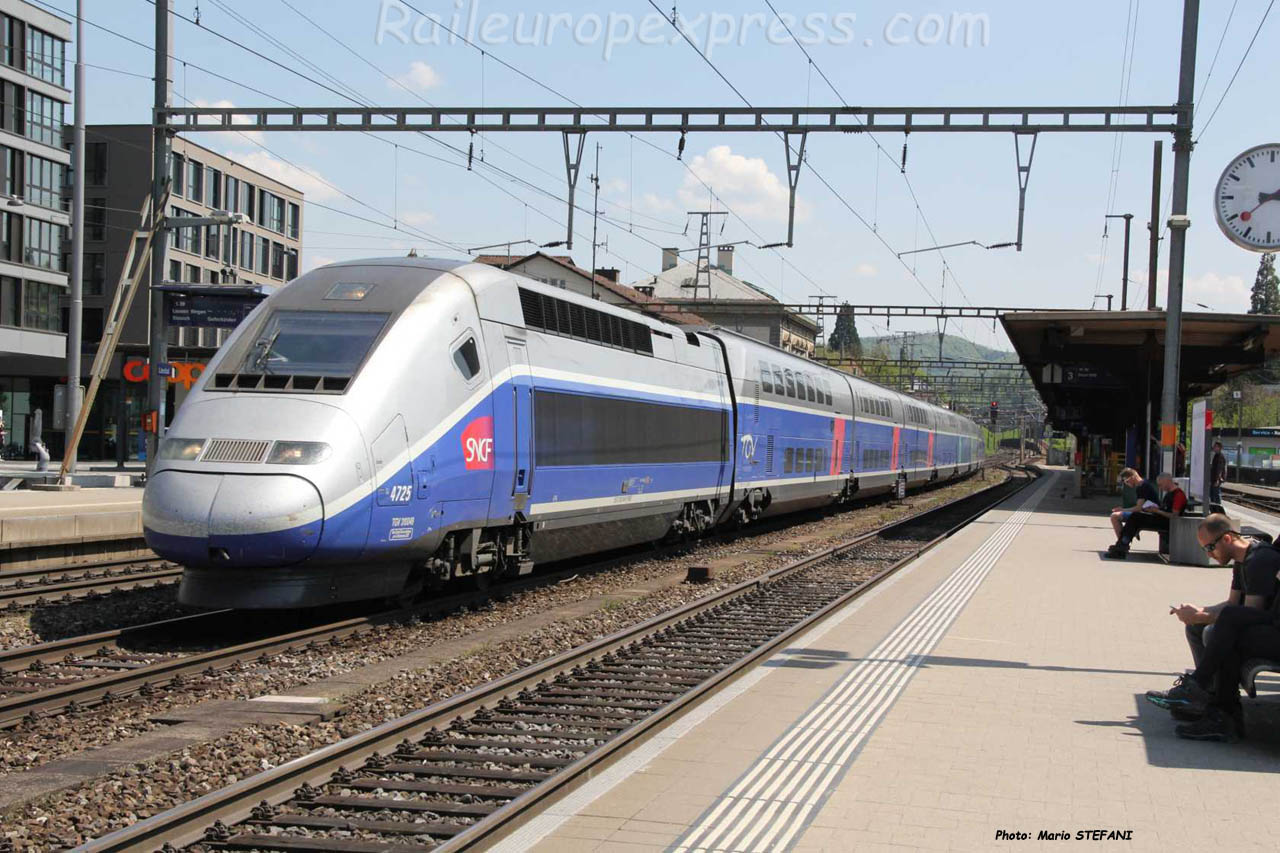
[1215,143,1280,252]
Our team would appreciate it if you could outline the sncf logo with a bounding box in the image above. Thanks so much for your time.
[462,416,495,470]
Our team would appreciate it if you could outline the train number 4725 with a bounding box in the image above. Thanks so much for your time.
[386,484,413,503]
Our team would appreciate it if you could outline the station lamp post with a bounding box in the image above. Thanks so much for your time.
[1104,214,1134,311]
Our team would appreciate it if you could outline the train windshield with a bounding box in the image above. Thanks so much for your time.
[242,310,388,377]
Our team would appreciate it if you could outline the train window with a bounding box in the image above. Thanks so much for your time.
[784,447,794,473]
[240,310,388,378]
[803,374,815,403]
[759,361,773,393]
[534,391,726,466]
[821,377,832,405]
[452,337,481,380]
[784,370,796,398]
[805,447,815,471]
[817,448,826,471]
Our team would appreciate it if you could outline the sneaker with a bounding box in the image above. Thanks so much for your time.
[1169,705,1204,722]
[1104,544,1129,559]
[1146,673,1211,713]
[1175,708,1243,743]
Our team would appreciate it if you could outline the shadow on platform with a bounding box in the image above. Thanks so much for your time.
[1073,697,1280,772]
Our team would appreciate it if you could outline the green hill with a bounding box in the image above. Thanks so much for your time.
[861,333,1018,368]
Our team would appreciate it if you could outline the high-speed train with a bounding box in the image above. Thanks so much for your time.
[142,258,984,609]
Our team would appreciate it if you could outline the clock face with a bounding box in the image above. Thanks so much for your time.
[1216,144,1280,252]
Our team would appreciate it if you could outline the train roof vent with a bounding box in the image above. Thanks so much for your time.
[517,286,653,357]
[202,439,271,464]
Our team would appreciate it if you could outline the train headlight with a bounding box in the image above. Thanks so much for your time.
[267,441,332,465]
[158,438,206,461]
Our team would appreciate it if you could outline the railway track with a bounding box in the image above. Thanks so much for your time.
[80,467,1036,852]
[0,465,1011,735]
[0,559,181,611]
[1222,485,1280,516]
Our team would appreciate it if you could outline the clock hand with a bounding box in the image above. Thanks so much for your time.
[1240,190,1280,222]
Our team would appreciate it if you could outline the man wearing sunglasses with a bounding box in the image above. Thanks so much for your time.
[1146,514,1280,741]
[1167,514,1278,672]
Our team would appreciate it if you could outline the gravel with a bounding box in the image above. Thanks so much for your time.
[3,471,1012,849]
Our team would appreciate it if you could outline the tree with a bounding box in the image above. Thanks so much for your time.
[1249,253,1280,315]
[826,302,861,357]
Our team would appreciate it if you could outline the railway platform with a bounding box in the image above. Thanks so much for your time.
[499,467,1280,852]
[0,486,145,568]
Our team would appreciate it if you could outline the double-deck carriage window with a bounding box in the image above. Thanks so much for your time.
[784,370,796,398]
[759,361,773,393]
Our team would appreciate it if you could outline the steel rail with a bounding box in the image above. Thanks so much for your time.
[0,566,182,610]
[79,469,1035,852]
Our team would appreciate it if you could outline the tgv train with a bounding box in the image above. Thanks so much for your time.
[142,258,984,609]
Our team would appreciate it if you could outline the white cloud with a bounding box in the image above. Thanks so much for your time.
[640,192,678,214]
[1185,271,1250,312]
[677,145,809,224]
[232,150,340,202]
[304,255,336,274]
[392,61,442,94]
[190,99,264,145]
[855,263,877,277]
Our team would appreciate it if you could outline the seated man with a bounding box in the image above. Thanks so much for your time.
[1147,516,1280,741]
[1109,468,1159,540]
[1104,472,1185,559]
[1168,514,1277,670]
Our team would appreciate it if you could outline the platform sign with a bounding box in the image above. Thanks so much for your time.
[166,292,261,329]
[1190,399,1208,504]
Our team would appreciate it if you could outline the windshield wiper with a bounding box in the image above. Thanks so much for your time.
[250,329,282,374]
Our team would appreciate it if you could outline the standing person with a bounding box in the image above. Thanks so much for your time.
[1209,441,1227,506]
[1109,468,1160,539]
[28,408,48,472]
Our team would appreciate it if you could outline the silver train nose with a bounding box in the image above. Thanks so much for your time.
[143,471,325,567]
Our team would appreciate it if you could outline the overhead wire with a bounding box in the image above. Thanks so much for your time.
[390,0,833,301]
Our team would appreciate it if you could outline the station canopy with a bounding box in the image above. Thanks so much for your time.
[1000,310,1280,438]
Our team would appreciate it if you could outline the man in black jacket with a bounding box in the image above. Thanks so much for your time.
[1210,441,1227,506]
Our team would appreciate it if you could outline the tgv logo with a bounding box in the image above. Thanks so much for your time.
[462,416,495,470]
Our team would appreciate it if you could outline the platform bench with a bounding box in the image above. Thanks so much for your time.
[1243,660,1280,699]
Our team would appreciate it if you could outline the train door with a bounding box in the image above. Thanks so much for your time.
[507,340,533,513]
[367,414,415,549]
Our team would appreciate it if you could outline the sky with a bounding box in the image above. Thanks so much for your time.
[48,0,1280,351]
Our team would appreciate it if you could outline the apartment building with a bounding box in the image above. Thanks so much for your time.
[81,125,303,461]
[0,0,70,458]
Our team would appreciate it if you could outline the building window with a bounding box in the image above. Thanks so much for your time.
[1,147,16,198]
[287,202,299,239]
[239,230,253,269]
[25,26,64,87]
[256,188,268,227]
[84,251,104,295]
[83,307,103,341]
[170,153,184,196]
[0,15,19,71]
[24,153,64,210]
[168,259,181,282]
[257,235,269,275]
[186,159,203,202]
[86,142,107,185]
[241,181,255,220]
[24,91,63,147]
[23,218,65,270]
[206,166,221,208]
[224,226,236,266]
[285,247,298,280]
[185,263,199,284]
[0,275,18,326]
[225,175,239,213]
[270,241,284,279]
[267,194,284,233]
[86,198,105,241]
[206,224,220,260]
[0,212,12,262]
[22,280,62,331]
